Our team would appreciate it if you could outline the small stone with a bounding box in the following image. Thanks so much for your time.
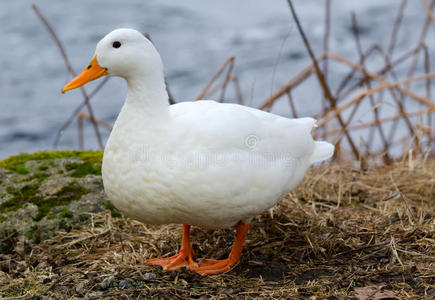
[76,281,86,294]
[132,280,144,288]
[35,261,49,271]
[99,275,114,290]
[14,235,26,257]
[143,272,156,280]
[44,183,65,195]
[87,291,103,298]
[118,280,129,289]
[56,285,68,294]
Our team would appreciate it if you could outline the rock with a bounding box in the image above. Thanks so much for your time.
[118,279,129,289]
[14,235,26,257]
[44,183,66,196]
[143,272,156,280]
[221,287,235,295]
[76,281,87,294]
[0,151,122,253]
[87,291,103,299]
[99,275,115,290]
[56,285,68,294]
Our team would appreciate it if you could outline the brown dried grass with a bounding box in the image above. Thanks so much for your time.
[1,159,433,299]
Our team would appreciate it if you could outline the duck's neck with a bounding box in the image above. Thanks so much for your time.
[125,72,169,118]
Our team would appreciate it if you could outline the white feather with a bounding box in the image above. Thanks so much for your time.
[95,29,334,228]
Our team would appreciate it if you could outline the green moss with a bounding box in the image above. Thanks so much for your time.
[47,214,56,219]
[0,181,90,221]
[28,225,41,243]
[15,166,30,174]
[0,150,103,173]
[37,165,49,171]
[59,208,73,218]
[58,219,72,231]
[0,215,6,223]
[111,210,122,218]
[65,161,101,178]
[1,184,41,213]
[103,201,122,218]
[32,172,50,182]
[32,182,90,221]
[18,172,50,184]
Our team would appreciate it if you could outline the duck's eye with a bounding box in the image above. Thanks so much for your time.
[112,41,121,48]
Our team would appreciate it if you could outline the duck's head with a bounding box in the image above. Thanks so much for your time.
[62,28,163,93]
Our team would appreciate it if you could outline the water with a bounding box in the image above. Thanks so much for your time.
[0,0,432,158]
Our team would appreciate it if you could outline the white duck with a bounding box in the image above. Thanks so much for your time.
[62,28,334,275]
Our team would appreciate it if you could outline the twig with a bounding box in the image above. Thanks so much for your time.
[287,91,298,118]
[32,4,104,148]
[349,13,390,163]
[53,78,110,148]
[232,75,244,105]
[326,53,435,111]
[196,56,235,100]
[78,112,113,131]
[422,0,435,26]
[78,114,84,150]
[313,109,430,138]
[219,56,235,102]
[286,0,360,163]
[388,0,407,57]
[318,68,435,127]
[259,58,319,110]
[422,44,432,151]
[322,0,331,137]
[270,29,292,100]
[336,44,424,102]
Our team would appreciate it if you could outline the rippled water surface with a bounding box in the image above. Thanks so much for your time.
[0,0,432,158]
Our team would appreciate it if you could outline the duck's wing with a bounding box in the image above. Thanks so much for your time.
[170,101,332,163]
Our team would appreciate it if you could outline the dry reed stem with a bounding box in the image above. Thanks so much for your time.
[315,109,430,138]
[218,57,235,102]
[423,0,435,26]
[321,0,332,138]
[32,4,104,149]
[258,59,319,110]
[78,112,113,131]
[327,53,435,111]
[388,0,408,56]
[350,13,390,163]
[287,0,362,163]
[318,71,435,128]
[196,56,235,100]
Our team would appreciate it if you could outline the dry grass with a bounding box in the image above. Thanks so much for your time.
[1,159,433,299]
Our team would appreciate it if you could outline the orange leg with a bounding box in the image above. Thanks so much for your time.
[191,221,250,275]
[146,224,196,270]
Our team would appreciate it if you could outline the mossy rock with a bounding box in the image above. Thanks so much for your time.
[0,150,121,253]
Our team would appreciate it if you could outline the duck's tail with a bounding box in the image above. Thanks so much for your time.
[310,141,334,164]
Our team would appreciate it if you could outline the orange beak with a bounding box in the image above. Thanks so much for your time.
[61,56,108,93]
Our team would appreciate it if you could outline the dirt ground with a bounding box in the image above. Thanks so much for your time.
[0,159,434,299]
